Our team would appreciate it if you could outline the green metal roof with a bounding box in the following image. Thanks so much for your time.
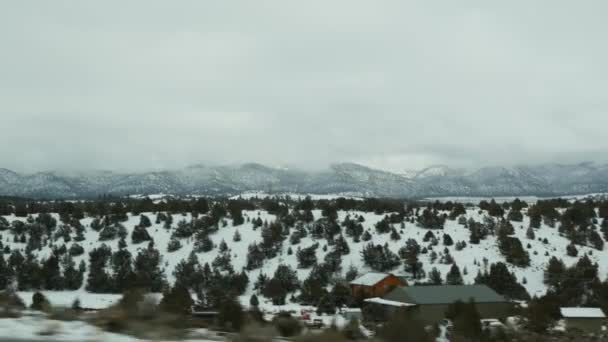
[384,285,506,305]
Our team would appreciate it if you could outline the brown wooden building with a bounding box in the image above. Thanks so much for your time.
[350,272,406,300]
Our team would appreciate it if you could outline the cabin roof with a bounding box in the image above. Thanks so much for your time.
[384,285,506,305]
[350,272,394,286]
[561,307,606,318]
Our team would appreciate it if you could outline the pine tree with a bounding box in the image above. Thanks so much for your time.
[566,243,578,257]
[62,254,83,290]
[316,293,336,315]
[475,262,530,300]
[112,244,136,292]
[68,243,85,257]
[167,237,182,252]
[18,251,43,290]
[0,253,11,290]
[345,264,358,282]
[400,239,422,278]
[428,267,443,285]
[390,228,401,241]
[159,283,194,315]
[544,257,566,289]
[217,296,245,331]
[86,244,113,293]
[31,291,50,311]
[194,231,214,253]
[249,294,259,308]
[526,226,535,240]
[446,264,464,285]
[233,230,241,242]
[133,241,166,292]
[443,234,454,246]
[131,225,152,244]
[330,283,351,308]
[138,214,152,228]
[246,242,265,270]
[296,243,318,269]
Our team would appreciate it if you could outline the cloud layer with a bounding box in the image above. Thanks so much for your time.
[1,1,607,172]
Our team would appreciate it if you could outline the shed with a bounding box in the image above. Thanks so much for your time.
[377,285,513,324]
[350,272,406,300]
[560,307,607,333]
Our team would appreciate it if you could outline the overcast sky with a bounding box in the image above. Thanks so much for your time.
[1,1,607,173]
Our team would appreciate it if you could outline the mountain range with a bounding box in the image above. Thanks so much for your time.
[1,162,608,199]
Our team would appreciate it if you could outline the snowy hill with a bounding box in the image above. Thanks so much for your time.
[1,198,607,311]
[2,162,608,199]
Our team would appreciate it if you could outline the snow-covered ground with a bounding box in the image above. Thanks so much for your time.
[2,204,607,312]
[0,313,219,341]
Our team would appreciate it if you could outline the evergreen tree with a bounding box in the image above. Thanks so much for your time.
[31,291,50,311]
[0,253,11,290]
[167,237,182,252]
[361,243,400,272]
[330,283,351,308]
[566,243,578,257]
[345,264,358,282]
[589,230,604,251]
[193,231,214,253]
[316,293,336,315]
[446,300,482,340]
[296,243,319,268]
[526,226,535,240]
[443,234,454,246]
[138,214,152,228]
[446,263,464,285]
[475,262,530,300]
[173,252,204,291]
[272,264,299,293]
[159,283,194,315]
[133,241,166,292]
[217,296,245,332]
[17,251,43,290]
[111,243,136,292]
[131,225,152,244]
[249,294,259,308]
[400,239,422,278]
[428,267,443,285]
[544,257,566,289]
[390,227,401,241]
[68,243,85,257]
[86,244,113,293]
[246,242,265,270]
[62,254,83,290]
[233,230,241,242]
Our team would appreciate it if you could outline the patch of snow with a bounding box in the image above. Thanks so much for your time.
[350,272,391,286]
[364,298,416,307]
[561,307,606,318]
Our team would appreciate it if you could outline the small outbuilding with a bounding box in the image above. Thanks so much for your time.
[560,307,607,333]
[371,285,512,324]
[350,272,406,300]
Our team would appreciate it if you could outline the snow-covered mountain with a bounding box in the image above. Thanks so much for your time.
[2,162,608,199]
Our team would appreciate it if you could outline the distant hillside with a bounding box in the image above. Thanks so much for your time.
[1,162,608,199]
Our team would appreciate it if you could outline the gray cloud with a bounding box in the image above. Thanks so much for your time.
[1,1,607,173]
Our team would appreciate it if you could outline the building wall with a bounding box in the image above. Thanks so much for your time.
[565,318,607,333]
[351,275,405,300]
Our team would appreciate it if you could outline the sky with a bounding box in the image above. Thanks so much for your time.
[1,1,607,173]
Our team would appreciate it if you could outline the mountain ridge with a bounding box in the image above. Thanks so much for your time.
[1,162,608,199]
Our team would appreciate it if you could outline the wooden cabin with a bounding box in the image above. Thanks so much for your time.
[350,272,406,300]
